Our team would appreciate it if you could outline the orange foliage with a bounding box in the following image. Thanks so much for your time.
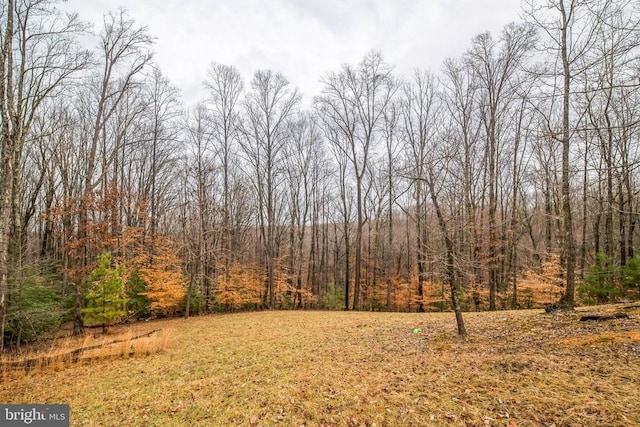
[272,262,316,308]
[293,286,317,308]
[215,263,263,310]
[411,278,447,311]
[126,234,187,317]
[215,261,317,310]
[517,254,565,307]
[47,188,123,281]
[366,276,446,312]
[272,264,293,306]
[46,184,186,317]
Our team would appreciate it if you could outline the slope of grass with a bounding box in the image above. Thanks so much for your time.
[1,306,639,426]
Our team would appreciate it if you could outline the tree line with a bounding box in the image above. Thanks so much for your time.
[1,0,639,349]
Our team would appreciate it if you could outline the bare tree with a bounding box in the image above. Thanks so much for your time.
[464,22,536,309]
[316,51,397,310]
[525,0,600,307]
[205,63,243,284]
[74,8,153,334]
[424,145,467,335]
[0,0,90,350]
[240,69,300,309]
[400,70,441,312]
[581,0,640,266]
[284,114,323,307]
[381,100,402,310]
[183,104,216,312]
[440,58,483,309]
[324,124,355,310]
[144,66,181,240]
[507,93,537,308]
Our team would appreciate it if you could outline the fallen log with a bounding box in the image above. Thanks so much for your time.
[579,313,630,322]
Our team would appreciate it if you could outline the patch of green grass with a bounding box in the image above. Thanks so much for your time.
[1,308,639,426]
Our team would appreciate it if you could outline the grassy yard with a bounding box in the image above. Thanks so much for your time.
[1,306,639,426]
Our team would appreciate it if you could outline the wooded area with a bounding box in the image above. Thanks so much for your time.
[1,0,639,350]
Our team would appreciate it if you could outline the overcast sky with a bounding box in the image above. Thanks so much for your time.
[62,0,524,105]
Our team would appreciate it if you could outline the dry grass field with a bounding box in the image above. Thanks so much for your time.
[1,305,639,426]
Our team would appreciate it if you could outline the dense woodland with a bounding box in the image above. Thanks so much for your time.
[1,0,639,349]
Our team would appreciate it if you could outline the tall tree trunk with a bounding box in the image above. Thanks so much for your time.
[0,0,16,351]
[559,0,577,308]
[580,139,589,278]
[425,169,466,336]
[353,178,363,310]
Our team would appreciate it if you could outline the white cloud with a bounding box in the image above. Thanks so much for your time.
[62,0,523,106]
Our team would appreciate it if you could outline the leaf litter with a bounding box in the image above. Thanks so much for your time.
[1,305,639,426]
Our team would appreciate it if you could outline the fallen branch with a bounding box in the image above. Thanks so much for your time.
[67,329,162,362]
[1,329,161,372]
[579,313,630,322]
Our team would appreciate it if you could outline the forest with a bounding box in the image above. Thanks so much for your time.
[1,0,639,351]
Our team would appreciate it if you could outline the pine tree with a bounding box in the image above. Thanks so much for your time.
[83,252,128,333]
[581,253,622,304]
[126,269,151,319]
